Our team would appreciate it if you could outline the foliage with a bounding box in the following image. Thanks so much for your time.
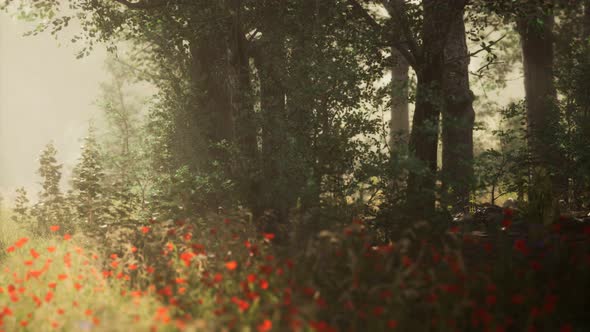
[11,187,31,226]
[69,125,113,240]
[475,101,529,204]
[30,143,72,237]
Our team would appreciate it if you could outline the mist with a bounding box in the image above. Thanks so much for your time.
[0,12,107,200]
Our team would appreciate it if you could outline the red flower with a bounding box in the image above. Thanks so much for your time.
[30,249,40,259]
[15,237,29,248]
[263,233,275,240]
[257,319,272,332]
[387,320,398,329]
[141,226,150,234]
[45,291,54,303]
[7,246,15,253]
[559,324,573,332]
[511,294,525,305]
[514,239,527,254]
[50,225,60,232]
[225,261,238,271]
[63,234,72,241]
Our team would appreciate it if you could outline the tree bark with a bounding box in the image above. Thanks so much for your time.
[441,10,475,212]
[389,48,410,151]
[517,5,562,225]
[404,0,466,218]
[254,1,291,224]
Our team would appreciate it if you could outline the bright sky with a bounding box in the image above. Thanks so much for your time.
[0,12,108,200]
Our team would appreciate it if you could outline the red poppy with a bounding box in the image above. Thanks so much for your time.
[225,261,238,271]
[63,234,72,241]
[263,233,275,240]
[514,239,527,254]
[30,249,40,259]
[257,319,272,332]
[50,225,60,232]
[387,320,398,329]
[15,237,29,248]
[141,226,150,234]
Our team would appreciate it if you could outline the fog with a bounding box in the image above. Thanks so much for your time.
[0,12,107,200]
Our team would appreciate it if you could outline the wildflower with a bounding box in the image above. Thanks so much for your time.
[263,233,275,240]
[514,239,528,254]
[486,295,497,306]
[511,294,525,305]
[141,226,150,234]
[231,296,250,312]
[63,234,72,241]
[259,279,269,290]
[387,320,398,329]
[257,319,272,332]
[50,225,60,232]
[15,237,29,248]
[30,249,40,259]
[45,291,54,303]
[560,324,573,332]
[225,261,238,271]
[6,246,15,253]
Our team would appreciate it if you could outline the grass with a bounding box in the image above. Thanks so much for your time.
[0,220,171,332]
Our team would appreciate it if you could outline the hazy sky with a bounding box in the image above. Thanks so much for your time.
[0,12,108,199]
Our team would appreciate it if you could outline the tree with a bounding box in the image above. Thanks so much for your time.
[516,2,562,225]
[31,143,69,236]
[71,126,107,228]
[441,10,476,212]
[389,48,410,152]
[11,187,31,225]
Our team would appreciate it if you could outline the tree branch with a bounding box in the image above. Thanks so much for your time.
[347,0,417,67]
[112,0,178,10]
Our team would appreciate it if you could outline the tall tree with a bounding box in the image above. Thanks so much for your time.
[71,126,106,227]
[517,3,562,225]
[32,143,70,235]
[441,11,476,211]
[389,48,410,151]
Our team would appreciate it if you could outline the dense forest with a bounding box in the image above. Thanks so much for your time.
[1,0,590,331]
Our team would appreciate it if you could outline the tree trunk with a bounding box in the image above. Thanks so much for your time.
[517,6,561,226]
[254,1,291,225]
[405,0,464,218]
[187,30,235,173]
[389,48,410,151]
[228,0,261,215]
[441,10,475,212]
[407,62,444,217]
